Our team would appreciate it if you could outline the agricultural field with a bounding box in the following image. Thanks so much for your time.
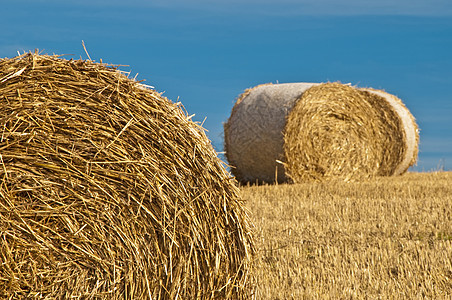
[243,171,452,299]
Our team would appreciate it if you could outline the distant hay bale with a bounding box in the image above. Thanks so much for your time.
[224,82,419,184]
[0,52,254,299]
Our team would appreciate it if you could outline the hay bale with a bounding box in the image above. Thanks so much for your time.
[0,52,254,299]
[224,82,419,183]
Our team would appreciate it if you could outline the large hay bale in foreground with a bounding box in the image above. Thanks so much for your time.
[224,82,418,183]
[0,53,254,299]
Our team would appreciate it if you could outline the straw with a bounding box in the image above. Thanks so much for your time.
[0,52,254,299]
[224,82,419,183]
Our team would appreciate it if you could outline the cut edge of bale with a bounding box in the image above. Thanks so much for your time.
[284,82,419,182]
[361,88,419,175]
[285,82,379,182]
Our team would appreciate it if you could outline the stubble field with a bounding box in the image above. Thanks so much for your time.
[243,171,452,299]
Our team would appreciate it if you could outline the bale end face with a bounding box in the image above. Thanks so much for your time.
[284,83,418,182]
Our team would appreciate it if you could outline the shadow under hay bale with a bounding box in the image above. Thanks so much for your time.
[224,82,419,184]
[0,52,254,299]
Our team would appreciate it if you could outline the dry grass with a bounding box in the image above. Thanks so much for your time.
[0,52,254,299]
[243,172,452,299]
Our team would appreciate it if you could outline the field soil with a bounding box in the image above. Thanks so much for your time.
[243,172,452,299]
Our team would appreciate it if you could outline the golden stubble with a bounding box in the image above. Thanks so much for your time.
[243,172,452,299]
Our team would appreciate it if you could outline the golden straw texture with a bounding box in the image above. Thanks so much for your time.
[224,82,418,184]
[0,52,254,299]
[285,82,417,182]
[361,88,419,175]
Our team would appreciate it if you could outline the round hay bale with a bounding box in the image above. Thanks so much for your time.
[224,82,419,184]
[0,53,254,299]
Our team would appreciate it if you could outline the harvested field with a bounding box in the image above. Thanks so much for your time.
[243,171,452,299]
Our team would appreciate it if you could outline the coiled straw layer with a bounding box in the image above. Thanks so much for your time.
[0,53,254,299]
[224,82,418,184]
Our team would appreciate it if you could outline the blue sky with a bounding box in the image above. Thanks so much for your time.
[2,0,451,171]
